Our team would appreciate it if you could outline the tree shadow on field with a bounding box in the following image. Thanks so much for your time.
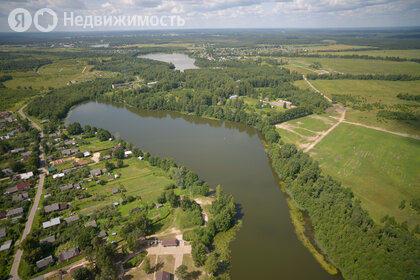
[153,262,164,273]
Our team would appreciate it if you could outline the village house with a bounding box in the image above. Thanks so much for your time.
[40,235,55,245]
[11,147,25,154]
[0,240,12,252]
[111,188,118,194]
[147,81,158,87]
[98,231,107,238]
[6,207,23,218]
[64,215,80,224]
[90,169,102,177]
[42,217,61,229]
[5,186,18,194]
[156,271,172,280]
[62,168,72,175]
[61,148,79,156]
[21,151,32,158]
[0,227,6,239]
[161,238,179,247]
[44,203,68,214]
[84,220,97,228]
[53,173,65,179]
[12,192,29,202]
[58,247,80,262]
[36,256,54,270]
[19,171,33,180]
[60,184,74,191]
[16,181,31,191]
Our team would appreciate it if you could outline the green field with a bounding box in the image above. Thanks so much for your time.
[309,79,420,106]
[4,59,113,90]
[308,79,420,135]
[314,49,420,59]
[310,123,420,228]
[73,157,173,213]
[283,56,420,75]
[77,137,117,152]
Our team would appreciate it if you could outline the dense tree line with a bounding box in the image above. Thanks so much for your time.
[0,58,52,71]
[269,143,420,280]
[26,78,116,119]
[396,93,420,102]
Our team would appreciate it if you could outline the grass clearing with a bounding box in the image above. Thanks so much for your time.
[307,79,420,135]
[314,49,420,59]
[309,79,420,106]
[283,57,420,75]
[311,123,420,228]
[74,157,173,213]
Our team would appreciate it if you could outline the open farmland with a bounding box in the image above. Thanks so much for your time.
[310,123,420,228]
[283,56,420,75]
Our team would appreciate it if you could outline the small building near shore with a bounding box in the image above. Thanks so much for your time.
[161,238,179,247]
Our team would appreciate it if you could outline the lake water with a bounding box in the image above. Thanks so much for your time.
[138,53,199,72]
[67,101,341,280]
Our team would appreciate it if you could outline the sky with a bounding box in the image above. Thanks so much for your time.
[1,0,420,32]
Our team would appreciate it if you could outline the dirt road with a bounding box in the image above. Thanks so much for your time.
[302,76,346,152]
[10,106,46,280]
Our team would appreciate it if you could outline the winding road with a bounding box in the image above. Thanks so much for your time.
[9,105,46,280]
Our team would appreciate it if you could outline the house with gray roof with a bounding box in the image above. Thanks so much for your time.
[36,256,54,269]
[5,186,18,194]
[44,203,59,214]
[58,247,80,262]
[40,235,55,245]
[90,169,102,177]
[12,192,29,202]
[6,207,23,218]
[60,184,74,191]
[84,220,97,228]
[0,240,12,252]
[64,215,80,224]
[0,227,6,239]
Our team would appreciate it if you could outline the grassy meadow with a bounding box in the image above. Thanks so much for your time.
[283,56,420,75]
[294,79,420,136]
[310,123,420,228]
[73,157,173,213]
[313,49,420,59]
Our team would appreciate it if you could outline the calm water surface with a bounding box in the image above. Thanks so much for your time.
[67,101,341,280]
[138,53,199,71]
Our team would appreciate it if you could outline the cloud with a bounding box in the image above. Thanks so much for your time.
[0,0,419,29]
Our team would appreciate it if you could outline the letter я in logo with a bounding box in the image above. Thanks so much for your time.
[8,8,32,32]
